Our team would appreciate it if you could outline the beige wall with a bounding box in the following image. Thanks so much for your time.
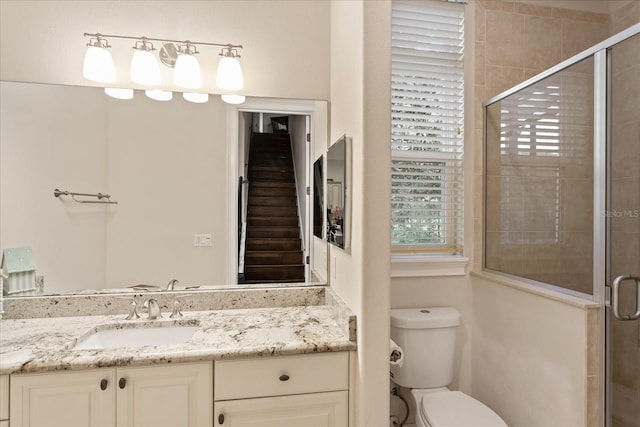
[0,83,109,291]
[0,82,229,292]
[329,1,392,425]
[104,95,228,289]
[472,275,599,427]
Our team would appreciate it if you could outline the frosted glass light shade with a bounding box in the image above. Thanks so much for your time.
[174,54,202,89]
[130,49,161,85]
[104,88,134,100]
[145,90,173,101]
[221,94,246,105]
[83,46,116,83]
[216,56,243,91]
[183,92,209,103]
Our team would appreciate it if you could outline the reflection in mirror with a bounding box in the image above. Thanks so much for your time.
[0,81,327,297]
[313,156,324,239]
[326,135,350,250]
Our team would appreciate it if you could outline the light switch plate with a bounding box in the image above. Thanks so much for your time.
[193,234,213,247]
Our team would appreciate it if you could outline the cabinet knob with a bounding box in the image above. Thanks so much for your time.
[279,374,290,382]
[119,377,127,389]
[218,413,225,424]
[100,378,108,391]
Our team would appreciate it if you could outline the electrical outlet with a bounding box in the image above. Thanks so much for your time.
[193,234,213,247]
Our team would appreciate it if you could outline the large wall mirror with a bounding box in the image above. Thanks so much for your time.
[326,135,350,250]
[0,81,328,297]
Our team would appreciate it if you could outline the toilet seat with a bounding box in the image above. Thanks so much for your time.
[415,390,507,427]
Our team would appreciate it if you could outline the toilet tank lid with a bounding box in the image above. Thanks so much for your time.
[391,307,460,328]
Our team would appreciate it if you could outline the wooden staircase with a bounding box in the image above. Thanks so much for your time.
[243,132,305,283]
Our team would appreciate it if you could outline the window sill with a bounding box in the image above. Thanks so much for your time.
[391,255,469,278]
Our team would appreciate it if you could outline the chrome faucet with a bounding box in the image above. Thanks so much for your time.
[166,279,179,291]
[116,296,140,320]
[143,298,162,320]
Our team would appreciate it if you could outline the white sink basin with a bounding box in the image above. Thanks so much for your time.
[73,325,198,350]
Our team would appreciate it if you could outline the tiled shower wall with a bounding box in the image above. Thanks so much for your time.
[472,1,638,426]
[610,3,640,425]
[472,0,610,272]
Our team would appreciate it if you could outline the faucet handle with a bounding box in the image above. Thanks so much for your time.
[169,295,192,318]
[169,299,184,318]
[116,297,140,320]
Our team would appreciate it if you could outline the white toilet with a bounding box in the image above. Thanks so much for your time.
[391,307,507,427]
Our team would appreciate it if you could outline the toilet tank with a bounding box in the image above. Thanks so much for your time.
[390,307,460,389]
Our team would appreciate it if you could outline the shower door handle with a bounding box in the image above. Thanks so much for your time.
[611,275,640,321]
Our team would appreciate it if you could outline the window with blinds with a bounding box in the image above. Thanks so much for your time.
[391,0,464,254]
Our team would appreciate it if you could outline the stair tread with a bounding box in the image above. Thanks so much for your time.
[244,132,304,283]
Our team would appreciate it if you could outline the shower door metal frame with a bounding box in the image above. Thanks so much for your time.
[483,23,640,427]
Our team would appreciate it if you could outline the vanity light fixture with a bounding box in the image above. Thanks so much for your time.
[104,87,134,100]
[183,92,209,104]
[145,90,173,101]
[216,46,243,91]
[173,43,202,89]
[83,33,244,103]
[83,35,116,83]
[220,94,246,105]
[130,38,162,86]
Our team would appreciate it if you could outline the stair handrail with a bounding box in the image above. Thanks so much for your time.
[288,134,306,259]
[238,176,249,275]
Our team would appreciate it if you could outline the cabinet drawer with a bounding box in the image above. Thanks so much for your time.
[0,375,8,420]
[215,352,348,400]
[214,390,348,427]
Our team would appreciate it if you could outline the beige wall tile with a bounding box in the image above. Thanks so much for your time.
[585,375,600,427]
[610,0,640,34]
[475,84,486,129]
[475,41,486,85]
[485,65,525,99]
[474,129,485,175]
[478,0,515,12]
[486,11,526,67]
[561,19,610,59]
[611,381,640,426]
[523,15,563,70]
[553,6,610,24]
[474,217,483,269]
[524,67,544,79]
[515,2,553,17]
[611,326,639,390]
[611,122,640,177]
[475,1,487,42]
[611,64,640,125]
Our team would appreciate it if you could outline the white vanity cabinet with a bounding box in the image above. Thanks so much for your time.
[213,352,349,427]
[1,374,9,427]
[10,368,116,426]
[9,362,212,427]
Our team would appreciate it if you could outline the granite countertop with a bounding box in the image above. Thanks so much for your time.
[0,303,356,375]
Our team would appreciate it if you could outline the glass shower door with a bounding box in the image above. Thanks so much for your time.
[607,33,640,427]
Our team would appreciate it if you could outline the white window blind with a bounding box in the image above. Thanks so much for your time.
[391,0,464,254]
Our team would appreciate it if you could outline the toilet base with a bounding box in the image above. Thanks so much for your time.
[410,388,508,427]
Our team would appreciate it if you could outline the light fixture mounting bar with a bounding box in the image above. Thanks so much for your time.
[83,32,242,50]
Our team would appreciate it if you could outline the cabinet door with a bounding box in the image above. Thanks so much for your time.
[116,362,212,427]
[10,369,116,427]
[214,391,348,427]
